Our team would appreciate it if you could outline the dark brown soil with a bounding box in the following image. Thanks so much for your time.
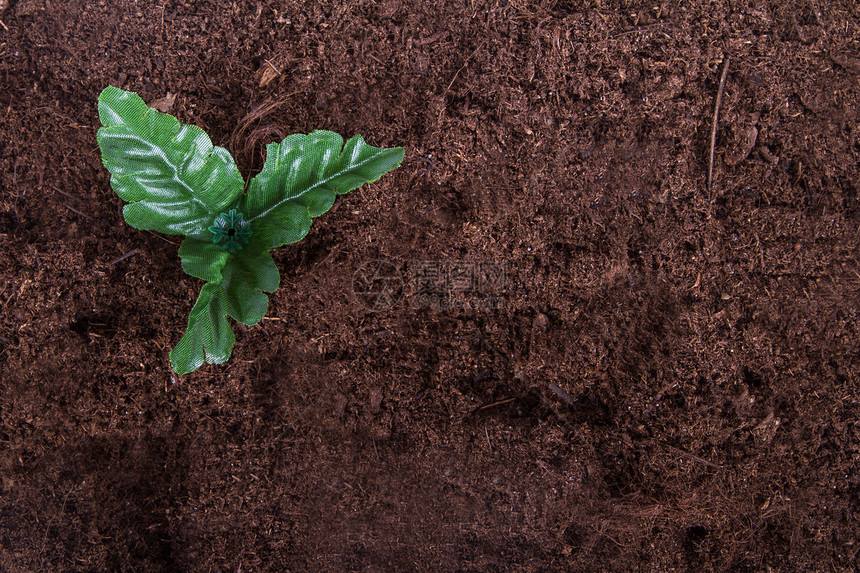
[1,1,858,571]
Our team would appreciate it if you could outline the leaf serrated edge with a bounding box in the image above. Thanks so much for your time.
[97,87,242,221]
[245,140,404,224]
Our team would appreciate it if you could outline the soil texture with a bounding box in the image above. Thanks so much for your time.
[1,0,858,571]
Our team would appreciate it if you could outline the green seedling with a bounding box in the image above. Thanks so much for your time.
[96,86,404,374]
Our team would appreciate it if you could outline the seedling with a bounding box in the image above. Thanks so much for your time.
[96,86,404,374]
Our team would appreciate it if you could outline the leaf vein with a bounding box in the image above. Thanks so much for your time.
[246,151,381,224]
[107,132,214,215]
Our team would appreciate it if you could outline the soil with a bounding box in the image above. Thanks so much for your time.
[1,0,858,571]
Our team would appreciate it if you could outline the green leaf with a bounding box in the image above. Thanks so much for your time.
[96,86,244,238]
[239,131,404,250]
[220,246,280,326]
[169,283,236,375]
[168,248,277,374]
[96,87,404,375]
[178,238,231,283]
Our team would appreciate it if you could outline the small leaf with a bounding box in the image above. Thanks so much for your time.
[96,86,244,238]
[169,283,236,375]
[240,131,404,250]
[178,238,230,283]
[220,246,280,326]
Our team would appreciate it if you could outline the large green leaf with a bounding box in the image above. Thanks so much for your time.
[169,282,236,375]
[239,131,404,250]
[96,86,244,238]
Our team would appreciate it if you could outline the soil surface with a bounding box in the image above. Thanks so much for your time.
[1,1,858,571]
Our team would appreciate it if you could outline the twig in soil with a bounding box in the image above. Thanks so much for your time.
[613,23,668,37]
[708,57,730,197]
[414,31,449,47]
[145,230,177,244]
[418,154,435,176]
[51,187,92,220]
[473,397,515,412]
[548,383,576,406]
[108,248,141,265]
[61,203,92,220]
[666,445,721,469]
[50,184,79,201]
[442,42,485,98]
